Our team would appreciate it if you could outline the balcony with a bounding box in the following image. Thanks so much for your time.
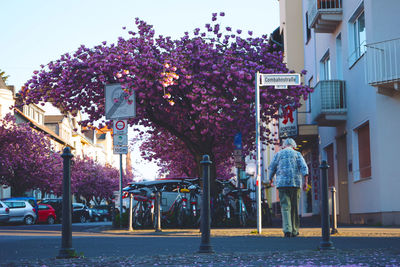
[308,0,343,33]
[366,38,400,96]
[311,80,346,126]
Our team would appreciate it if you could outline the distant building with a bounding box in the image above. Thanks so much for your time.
[0,78,131,198]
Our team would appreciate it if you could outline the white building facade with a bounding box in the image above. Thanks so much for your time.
[303,0,400,225]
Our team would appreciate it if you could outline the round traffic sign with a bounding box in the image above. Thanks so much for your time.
[115,120,126,131]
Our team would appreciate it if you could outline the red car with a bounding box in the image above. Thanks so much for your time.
[37,204,56,224]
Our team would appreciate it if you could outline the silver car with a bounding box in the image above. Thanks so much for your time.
[0,200,10,223]
[2,200,37,225]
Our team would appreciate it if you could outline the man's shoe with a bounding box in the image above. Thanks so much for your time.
[292,233,299,237]
[284,232,292,238]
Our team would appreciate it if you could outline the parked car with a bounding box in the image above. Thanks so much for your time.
[93,205,112,222]
[40,198,62,223]
[88,208,101,222]
[37,204,56,224]
[0,200,10,224]
[2,200,37,225]
[96,208,112,222]
[2,197,38,221]
[72,203,90,223]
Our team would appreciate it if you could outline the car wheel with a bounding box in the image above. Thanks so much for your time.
[103,217,108,222]
[80,215,87,223]
[47,216,55,225]
[24,215,34,225]
[94,216,99,222]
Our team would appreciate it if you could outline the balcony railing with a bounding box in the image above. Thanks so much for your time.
[365,38,400,95]
[311,80,346,126]
[308,0,343,33]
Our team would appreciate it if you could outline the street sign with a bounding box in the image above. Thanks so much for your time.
[113,134,128,146]
[113,120,128,135]
[234,149,243,168]
[113,146,128,154]
[259,73,300,88]
[105,84,136,119]
[234,132,242,150]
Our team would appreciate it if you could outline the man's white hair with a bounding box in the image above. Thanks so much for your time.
[283,138,297,148]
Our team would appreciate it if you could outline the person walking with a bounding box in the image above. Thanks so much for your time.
[268,138,309,238]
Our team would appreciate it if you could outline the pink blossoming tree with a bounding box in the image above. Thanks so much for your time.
[21,13,312,193]
[0,114,62,196]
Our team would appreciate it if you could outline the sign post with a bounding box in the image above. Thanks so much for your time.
[105,84,136,229]
[255,72,262,234]
[255,72,300,234]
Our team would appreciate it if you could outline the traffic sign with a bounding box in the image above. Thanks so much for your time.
[113,146,128,154]
[259,73,300,88]
[113,120,128,135]
[234,132,242,150]
[234,149,243,168]
[105,84,136,119]
[113,134,128,146]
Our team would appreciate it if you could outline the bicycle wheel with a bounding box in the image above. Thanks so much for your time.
[153,211,159,229]
[176,208,185,228]
[239,203,247,227]
[132,204,142,229]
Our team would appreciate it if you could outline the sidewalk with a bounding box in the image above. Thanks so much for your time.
[96,225,400,238]
[2,226,400,267]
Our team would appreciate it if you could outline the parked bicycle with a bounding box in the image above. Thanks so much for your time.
[130,188,154,229]
[214,179,235,227]
[230,187,251,227]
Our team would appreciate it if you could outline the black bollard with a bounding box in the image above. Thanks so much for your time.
[57,147,76,258]
[198,155,214,253]
[319,160,334,250]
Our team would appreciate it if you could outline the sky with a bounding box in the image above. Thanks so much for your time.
[1,0,280,180]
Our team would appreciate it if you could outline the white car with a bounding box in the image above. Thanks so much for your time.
[2,200,37,225]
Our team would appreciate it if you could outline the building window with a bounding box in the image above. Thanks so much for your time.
[353,122,371,181]
[305,12,311,44]
[348,6,366,66]
[320,52,331,80]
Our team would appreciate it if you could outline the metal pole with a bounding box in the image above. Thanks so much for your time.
[320,160,334,250]
[331,186,338,234]
[255,71,262,234]
[57,147,76,258]
[129,193,133,231]
[155,191,162,232]
[119,153,123,229]
[198,155,214,253]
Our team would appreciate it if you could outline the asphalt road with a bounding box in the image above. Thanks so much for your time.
[1,222,400,263]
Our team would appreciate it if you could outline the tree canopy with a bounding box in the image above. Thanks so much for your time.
[0,114,62,196]
[21,13,312,182]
